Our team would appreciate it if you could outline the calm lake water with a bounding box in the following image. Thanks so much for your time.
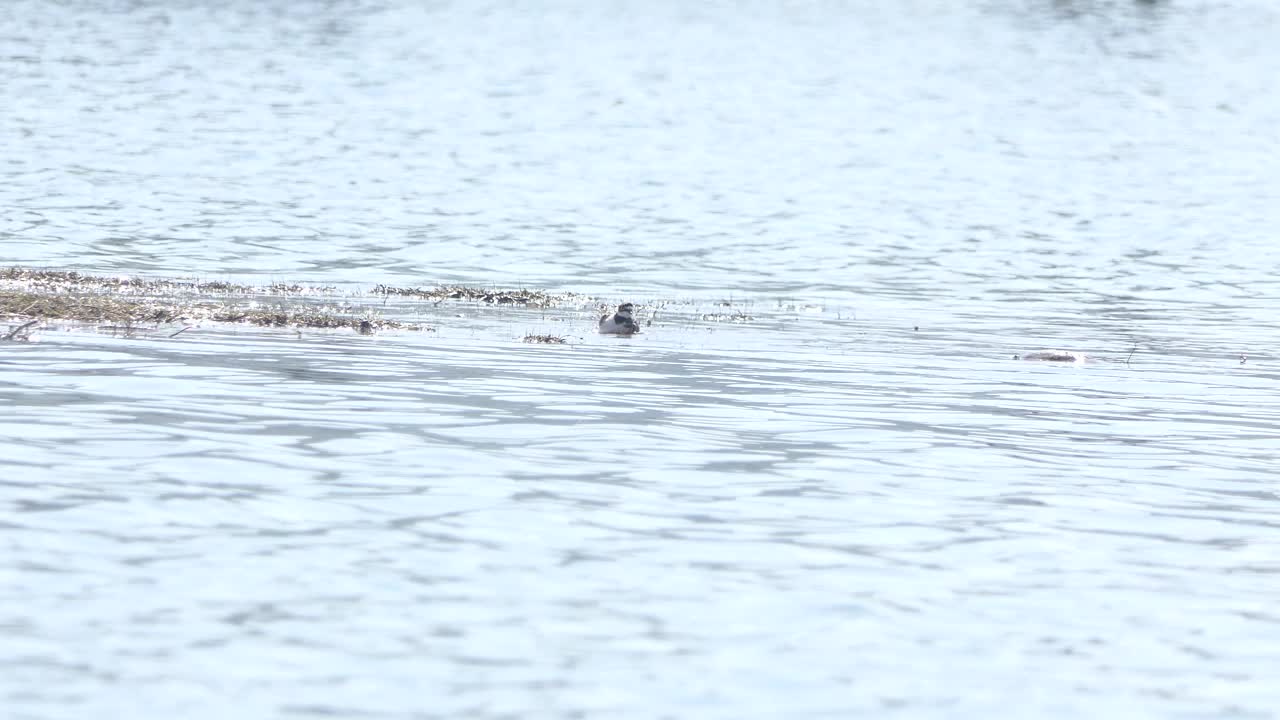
[3,0,1280,717]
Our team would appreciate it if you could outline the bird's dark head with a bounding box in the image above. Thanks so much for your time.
[618,303,635,314]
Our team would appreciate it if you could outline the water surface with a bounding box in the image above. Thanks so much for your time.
[3,0,1279,717]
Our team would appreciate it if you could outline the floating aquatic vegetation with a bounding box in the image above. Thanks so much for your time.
[699,310,755,322]
[206,306,424,331]
[1016,350,1085,362]
[0,267,608,337]
[0,290,190,324]
[522,334,568,344]
[0,288,427,333]
[0,267,335,296]
[372,283,582,308]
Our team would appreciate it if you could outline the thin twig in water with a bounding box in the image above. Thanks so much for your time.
[1125,344,1137,367]
[169,325,194,338]
[4,319,39,341]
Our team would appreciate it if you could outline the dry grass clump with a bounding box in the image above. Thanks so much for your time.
[522,334,568,344]
[373,283,579,308]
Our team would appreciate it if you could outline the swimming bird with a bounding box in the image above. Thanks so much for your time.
[599,303,640,336]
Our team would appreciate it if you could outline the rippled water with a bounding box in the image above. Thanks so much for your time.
[4,0,1280,717]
